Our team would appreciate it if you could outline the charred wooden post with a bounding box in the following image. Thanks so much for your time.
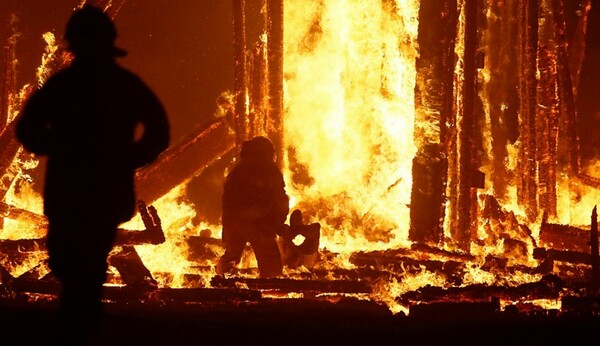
[409,146,446,245]
[484,0,520,202]
[591,206,599,283]
[249,40,268,139]
[516,0,539,222]
[441,0,458,248]
[440,0,457,148]
[566,0,592,98]
[536,45,559,218]
[135,119,235,205]
[0,35,10,211]
[233,0,248,147]
[576,0,600,166]
[0,53,18,229]
[1,40,17,132]
[409,0,456,245]
[445,4,460,248]
[552,0,580,175]
[453,0,479,250]
[266,0,284,168]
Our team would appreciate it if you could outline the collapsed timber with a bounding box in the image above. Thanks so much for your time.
[1,109,600,319]
[2,196,600,320]
[1,119,600,316]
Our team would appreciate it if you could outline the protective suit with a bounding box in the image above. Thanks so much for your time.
[217,136,289,278]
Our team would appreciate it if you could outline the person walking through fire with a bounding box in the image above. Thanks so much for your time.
[15,5,170,343]
[216,136,289,278]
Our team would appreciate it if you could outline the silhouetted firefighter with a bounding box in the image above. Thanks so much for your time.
[217,136,289,278]
[15,5,169,344]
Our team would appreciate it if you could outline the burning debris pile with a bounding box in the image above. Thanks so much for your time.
[2,0,600,320]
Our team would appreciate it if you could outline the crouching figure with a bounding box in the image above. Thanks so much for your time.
[217,136,289,278]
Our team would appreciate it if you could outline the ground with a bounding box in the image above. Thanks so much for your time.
[1,298,599,345]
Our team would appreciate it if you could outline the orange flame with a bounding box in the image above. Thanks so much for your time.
[283,0,419,255]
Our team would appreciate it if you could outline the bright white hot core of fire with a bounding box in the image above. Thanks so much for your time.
[283,0,419,255]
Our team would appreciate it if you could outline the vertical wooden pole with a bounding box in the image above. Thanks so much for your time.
[0,45,13,133]
[0,34,23,230]
[0,45,9,230]
[409,0,456,245]
[249,42,267,139]
[552,0,580,175]
[516,0,539,222]
[576,0,600,166]
[485,0,520,201]
[536,45,559,219]
[233,0,248,149]
[567,0,592,99]
[454,0,478,251]
[266,0,284,168]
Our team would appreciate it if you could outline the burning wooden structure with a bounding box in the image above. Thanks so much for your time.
[2,0,600,320]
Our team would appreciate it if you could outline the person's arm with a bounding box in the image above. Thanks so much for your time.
[271,168,290,224]
[131,83,170,168]
[15,88,54,155]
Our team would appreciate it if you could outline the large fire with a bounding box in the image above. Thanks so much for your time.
[283,0,417,252]
[1,0,599,317]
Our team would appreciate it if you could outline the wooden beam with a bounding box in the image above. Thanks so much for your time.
[135,119,235,205]
[266,0,284,168]
[233,0,248,146]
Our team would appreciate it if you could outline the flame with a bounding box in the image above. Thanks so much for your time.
[120,184,219,288]
[556,170,600,226]
[283,0,419,254]
[372,268,447,315]
[3,0,600,317]
[502,298,561,312]
[0,249,48,279]
[35,32,59,87]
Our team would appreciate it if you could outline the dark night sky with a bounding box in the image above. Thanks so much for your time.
[0,0,263,146]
